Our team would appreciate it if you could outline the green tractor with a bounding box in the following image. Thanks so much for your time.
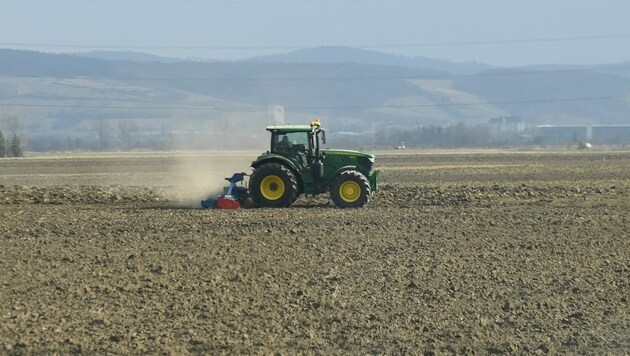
[249,121,379,208]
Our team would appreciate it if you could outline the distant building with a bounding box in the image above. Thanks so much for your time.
[488,116,525,136]
[591,125,630,145]
[536,125,630,145]
[536,125,588,144]
[268,105,285,125]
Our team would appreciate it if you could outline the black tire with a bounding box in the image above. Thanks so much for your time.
[249,163,298,208]
[239,196,257,209]
[330,170,371,208]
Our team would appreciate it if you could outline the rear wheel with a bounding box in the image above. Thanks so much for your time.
[249,163,298,207]
[330,170,371,208]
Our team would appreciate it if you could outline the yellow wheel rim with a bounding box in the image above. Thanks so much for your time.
[339,181,361,203]
[260,175,285,200]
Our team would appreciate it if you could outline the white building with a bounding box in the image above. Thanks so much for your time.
[488,116,525,136]
[536,125,630,145]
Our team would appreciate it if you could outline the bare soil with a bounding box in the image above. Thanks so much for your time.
[1,151,629,354]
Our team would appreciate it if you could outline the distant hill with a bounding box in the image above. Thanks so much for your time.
[0,49,113,77]
[75,51,184,63]
[249,47,494,75]
[454,66,630,125]
[0,47,629,150]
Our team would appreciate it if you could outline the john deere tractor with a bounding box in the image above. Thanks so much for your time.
[249,121,379,208]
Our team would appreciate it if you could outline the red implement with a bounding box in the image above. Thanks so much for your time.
[215,197,240,209]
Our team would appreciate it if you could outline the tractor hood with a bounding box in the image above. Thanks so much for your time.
[321,149,375,160]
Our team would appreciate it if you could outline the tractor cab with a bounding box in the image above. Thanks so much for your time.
[268,122,326,170]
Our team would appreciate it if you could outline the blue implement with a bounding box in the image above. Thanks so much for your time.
[201,172,248,209]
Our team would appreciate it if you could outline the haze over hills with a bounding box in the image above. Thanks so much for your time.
[248,47,494,75]
[76,51,184,63]
[0,47,629,149]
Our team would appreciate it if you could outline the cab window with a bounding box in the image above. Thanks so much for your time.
[272,132,309,153]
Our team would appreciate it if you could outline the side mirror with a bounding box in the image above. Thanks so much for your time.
[321,130,326,145]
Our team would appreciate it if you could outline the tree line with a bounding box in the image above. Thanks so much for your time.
[0,130,23,157]
[0,111,25,157]
[375,122,498,148]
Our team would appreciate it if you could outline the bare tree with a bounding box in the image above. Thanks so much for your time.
[160,124,174,151]
[94,118,111,150]
[9,134,23,157]
[0,130,6,157]
[5,113,21,136]
[1,109,26,155]
[118,119,137,150]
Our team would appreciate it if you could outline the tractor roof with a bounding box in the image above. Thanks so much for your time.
[266,125,320,133]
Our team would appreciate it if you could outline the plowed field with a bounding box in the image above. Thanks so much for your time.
[1,151,629,354]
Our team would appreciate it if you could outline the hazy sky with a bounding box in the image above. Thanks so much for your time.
[2,0,630,66]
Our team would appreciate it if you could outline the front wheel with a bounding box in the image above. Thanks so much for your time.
[249,163,298,207]
[330,170,371,208]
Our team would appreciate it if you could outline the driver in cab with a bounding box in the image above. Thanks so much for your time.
[276,135,308,167]
[276,135,291,150]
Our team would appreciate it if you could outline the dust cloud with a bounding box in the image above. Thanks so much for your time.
[163,153,254,208]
